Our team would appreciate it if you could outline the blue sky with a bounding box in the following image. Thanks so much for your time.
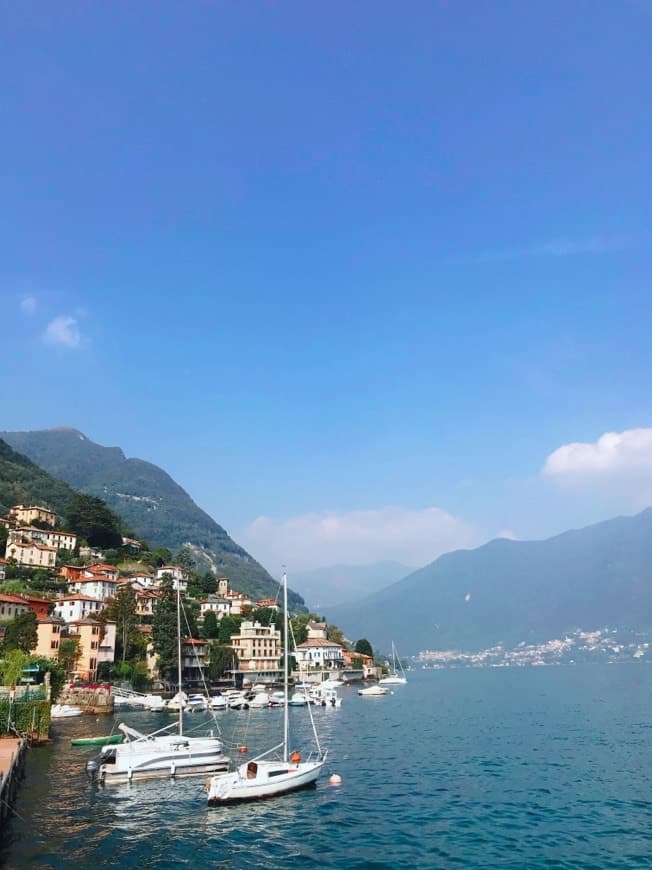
[3,2,652,571]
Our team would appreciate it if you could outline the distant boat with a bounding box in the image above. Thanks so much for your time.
[379,642,408,686]
[205,572,326,804]
[358,684,388,696]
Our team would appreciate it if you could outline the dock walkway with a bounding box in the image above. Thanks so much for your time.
[0,738,26,824]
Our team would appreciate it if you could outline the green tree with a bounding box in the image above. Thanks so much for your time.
[101,587,141,663]
[3,611,38,653]
[218,615,242,644]
[203,611,219,639]
[152,576,178,683]
[0,649,30,687]
[59,637,80,675]
[206,642,233,681]
[66,493,123,549]
[174,547,195,573]
[355,638,373,657]
[326,623,345,646]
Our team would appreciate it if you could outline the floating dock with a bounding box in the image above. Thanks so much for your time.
[0,738,26,824]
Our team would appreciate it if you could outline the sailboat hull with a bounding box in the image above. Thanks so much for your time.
[207,759,324,805]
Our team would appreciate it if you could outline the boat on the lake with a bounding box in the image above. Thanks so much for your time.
[51,704,83,718]
[87,587,229,785]
[379,642,408,686]
[72,734,124,747]
[358,684,388,696]
[206,572,326,805]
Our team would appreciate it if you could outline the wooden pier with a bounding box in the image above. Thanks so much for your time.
[0,738,26,824]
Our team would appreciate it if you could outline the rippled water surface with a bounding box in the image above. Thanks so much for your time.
[1,665,650,868]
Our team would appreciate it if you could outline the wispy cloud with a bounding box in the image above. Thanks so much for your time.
[240,505,481,573]
[465,230,652,264]
[20,295,37,316]
[43,315,83,349]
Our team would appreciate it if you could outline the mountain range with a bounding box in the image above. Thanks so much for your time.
[323,509,652,655]
[1,428,304,608]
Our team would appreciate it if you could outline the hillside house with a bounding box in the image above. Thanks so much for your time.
[35,616,64,659]
[200,596,230,619]
[156,566,188,593]
[5,539,57,569]
[53,594,104,623]
[66,575,118,602]
[9,505,56,527]
[66,618,116,680]
[0,594,31,621]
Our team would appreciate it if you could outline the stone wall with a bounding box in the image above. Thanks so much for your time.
[56,686,114,714]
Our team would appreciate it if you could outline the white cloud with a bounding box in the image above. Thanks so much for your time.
[43,315,83,349]
[239,506,480,573]
[543,429,652,478]
[20,295,37,316]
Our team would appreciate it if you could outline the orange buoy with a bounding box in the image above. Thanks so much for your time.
[328,773,342,786]
[238,745,248,754]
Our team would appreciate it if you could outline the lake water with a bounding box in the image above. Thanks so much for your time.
[0,664,650,868]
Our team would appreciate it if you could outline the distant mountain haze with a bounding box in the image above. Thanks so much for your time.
[323,509,652,655]
[1,428,304,609]
[290,561,415,610]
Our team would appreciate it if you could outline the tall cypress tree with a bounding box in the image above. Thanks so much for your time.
[151,576,177,683]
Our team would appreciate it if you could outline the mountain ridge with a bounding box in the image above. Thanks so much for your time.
[323,508,652,654]
[1,428,304,608]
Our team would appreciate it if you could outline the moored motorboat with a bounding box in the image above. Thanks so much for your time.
[358,684,388,696]
[86,585,229,785]
[51,704,83,718]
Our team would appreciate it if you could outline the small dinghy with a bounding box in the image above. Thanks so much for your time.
[71,734,124,747]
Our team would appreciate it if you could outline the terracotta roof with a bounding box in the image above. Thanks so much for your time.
[295,638,344,649]
[71,577,118,585]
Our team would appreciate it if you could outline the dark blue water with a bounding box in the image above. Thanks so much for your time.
[1,665,650,868]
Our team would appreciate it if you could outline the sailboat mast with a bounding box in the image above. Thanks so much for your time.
[283,571,289,763]
[177,581,183,737]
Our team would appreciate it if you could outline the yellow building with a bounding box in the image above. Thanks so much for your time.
[5,540,57,569]
[35,616,65,659]
[66,618,116,680]
[9,505,56,527]
[231,620,281,676]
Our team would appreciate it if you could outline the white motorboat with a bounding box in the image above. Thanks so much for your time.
[209,694,227,710]
[288,690,310,707]
[206,573,326,805]
[248,691,271,709]
[268,690,285,707]
[187,694,209,712]
[87,586,229,785]
[358,684,388,696]
[309,685,342,708]
[165,691,188,712]
[379,642,408,686]
[51,703,83,718]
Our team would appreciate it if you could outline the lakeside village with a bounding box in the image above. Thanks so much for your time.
[0,503,384,729]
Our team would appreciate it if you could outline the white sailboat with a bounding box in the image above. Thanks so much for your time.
[206,572,326,805]
[87,586,229,785]
[378,641,408,686]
